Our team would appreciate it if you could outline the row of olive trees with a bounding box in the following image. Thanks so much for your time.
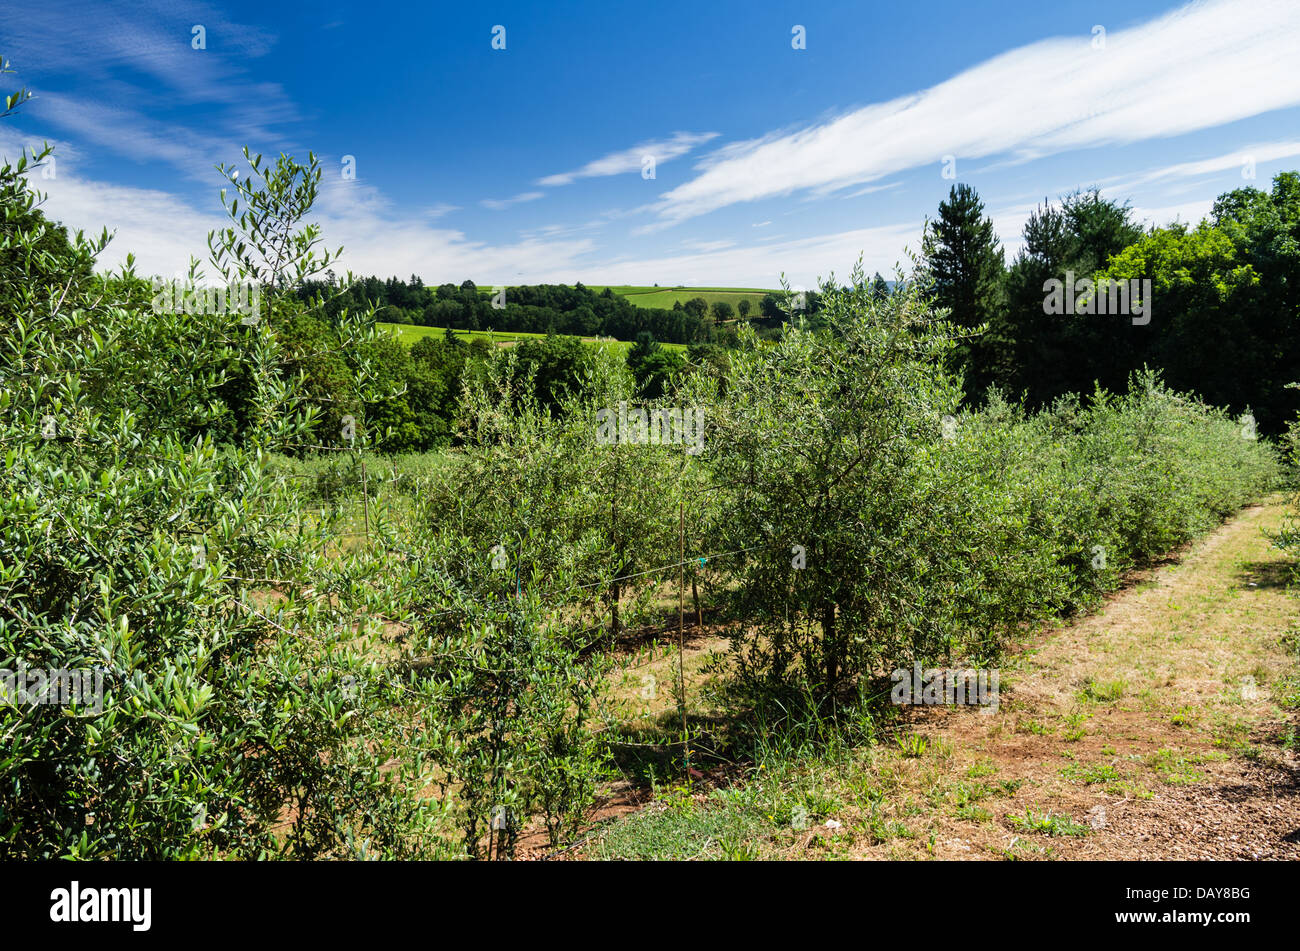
[395,259,1279,747]
[685,266,1278,714]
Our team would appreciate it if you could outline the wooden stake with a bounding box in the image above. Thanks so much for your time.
[360,457,371,537]
[679,500,687,753]
[610,474,621,638]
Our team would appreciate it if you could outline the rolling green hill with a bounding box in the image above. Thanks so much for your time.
[378,285,775,353]
[378,322,685,354]
[589,285,775,311]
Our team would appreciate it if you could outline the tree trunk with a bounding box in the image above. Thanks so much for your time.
[822,603,839,707]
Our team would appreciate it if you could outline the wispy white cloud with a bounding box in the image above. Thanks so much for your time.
[313,188,594,282]
[1128,198,1216,230]
[0,132,227,278]
[536,131,719,187]
[516,220,607,242]
[588,221,921,288]
[649,0,1300,225]
[8,142,594,284]
[679,239,736,253]
[841,181,903,200]
[5,0,299,178]
[4,0,279,92]
[29,93,248,183]
[480,191,545,210]
[1102,140,1300,195]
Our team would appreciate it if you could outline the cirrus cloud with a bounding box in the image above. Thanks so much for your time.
[537,131,719,187]
[649,0,1300,226]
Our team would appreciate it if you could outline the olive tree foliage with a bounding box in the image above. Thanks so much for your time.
[199,146,400,450]
[701,267,969,709]
[209,148,341,293]
[378,352,644,854]
[0,72,446,857]
[380,541,611,857]
[379,346,718,857]
[699,262,1278,715]
[421,343,708,640]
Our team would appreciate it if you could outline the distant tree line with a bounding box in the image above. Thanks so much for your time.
[297,277,726,346]
[269,319,731,455]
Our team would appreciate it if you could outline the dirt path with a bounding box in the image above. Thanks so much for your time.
[888,498,1300,860]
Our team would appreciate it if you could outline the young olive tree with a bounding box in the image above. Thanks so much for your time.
[428,342,697,640]
[705,266,965,711]
[204,147,399,451]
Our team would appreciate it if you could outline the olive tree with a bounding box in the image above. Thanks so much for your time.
[703,267,966,711]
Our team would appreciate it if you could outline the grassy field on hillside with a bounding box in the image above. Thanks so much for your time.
[378,322,687,353]
[590,285,776,311]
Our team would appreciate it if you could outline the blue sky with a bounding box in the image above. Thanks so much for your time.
[3,0,1299,287]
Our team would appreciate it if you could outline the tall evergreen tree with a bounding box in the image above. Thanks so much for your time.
[921,184,1006,400]
[869,272,890,302]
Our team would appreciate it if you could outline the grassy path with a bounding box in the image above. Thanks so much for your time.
[576,498,1300,860]
[898,496,1300,859]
